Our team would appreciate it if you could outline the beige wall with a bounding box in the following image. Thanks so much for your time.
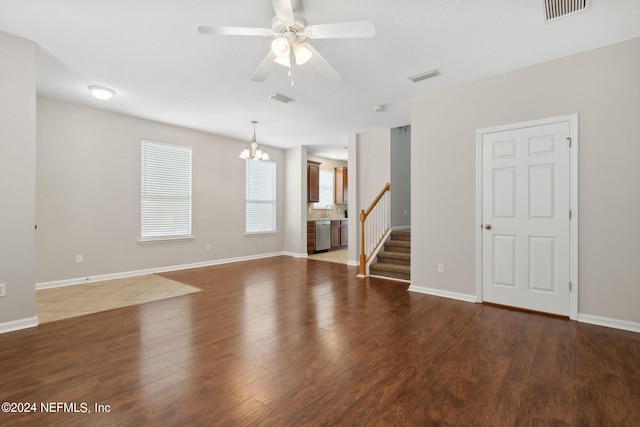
[284,146,307,256]
[411,37,640,324]
[36,98,285,284]
[0,32,36,329]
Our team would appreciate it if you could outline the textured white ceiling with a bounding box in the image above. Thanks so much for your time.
[1,0,640,157]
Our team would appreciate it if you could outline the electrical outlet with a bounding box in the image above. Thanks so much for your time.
[438,263,445,273]
[0,283,6,297]
[76,255,83,264]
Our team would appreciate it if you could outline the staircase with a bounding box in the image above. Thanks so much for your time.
[369,229,411,281]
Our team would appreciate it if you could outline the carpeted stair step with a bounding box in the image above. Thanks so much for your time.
[383,240,410,254]
[390,230,411,242]
[376,251,411,266]
[370,262,410,281]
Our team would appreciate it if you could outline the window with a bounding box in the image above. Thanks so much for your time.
[246,160,276,234]
[140,139,192,240]
[313,169,334,209]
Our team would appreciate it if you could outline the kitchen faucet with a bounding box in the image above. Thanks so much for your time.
[324,204,333,218]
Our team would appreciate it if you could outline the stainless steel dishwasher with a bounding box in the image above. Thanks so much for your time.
[315,220,331,252]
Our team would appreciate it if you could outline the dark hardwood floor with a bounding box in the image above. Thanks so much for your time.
[1,256,639,426]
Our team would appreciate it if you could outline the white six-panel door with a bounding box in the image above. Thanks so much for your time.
[481,121,571,316]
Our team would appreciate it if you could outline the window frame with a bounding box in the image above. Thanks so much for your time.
[139,139,193,243]
[313,168,334,209]
[245,159,277,235]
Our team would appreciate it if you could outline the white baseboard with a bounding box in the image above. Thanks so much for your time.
[347,260,358,267]
[284,251,308,259]
[578,313,640,334]
[391,225,411,231]
[409,286,639,334]
[370,274,411,283]
[36,252,286,290]
[0,316,39,334]
[408,285,478,303]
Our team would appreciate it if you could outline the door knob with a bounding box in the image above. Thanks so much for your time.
[484,224,492,230]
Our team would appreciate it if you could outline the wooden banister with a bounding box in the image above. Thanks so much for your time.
[362,182,391,217]
[359,183,391,276]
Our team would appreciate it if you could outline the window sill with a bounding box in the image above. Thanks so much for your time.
[138,236,194,245]
[245,230,278,236]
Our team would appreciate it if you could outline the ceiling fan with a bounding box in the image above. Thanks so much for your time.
[197,0,376,83]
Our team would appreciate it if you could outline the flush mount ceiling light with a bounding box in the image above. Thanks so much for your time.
[239,121,270,161]
[408,69,440,83]
[88,85,115,100]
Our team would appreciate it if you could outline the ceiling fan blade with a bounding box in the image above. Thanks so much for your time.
[197,26,272,37]
[251,51,277,82]
[306,44,341,81]
[271,0,295,23]
[304,21,376,39]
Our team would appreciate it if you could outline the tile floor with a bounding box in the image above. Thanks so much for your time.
[36,274,200,323]
[307,248,348,264]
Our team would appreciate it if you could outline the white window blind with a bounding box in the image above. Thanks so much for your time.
[246,160,276,233]
[313,169,334,209]
[141,139,192,240]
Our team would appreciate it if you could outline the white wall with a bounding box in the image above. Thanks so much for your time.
[353,129,391,265]
[36,98,285,284]
[357,129,391,208]
[411,37,640,325]
[0,32,37,331]
[347,135,358,264]
[391,126,411,228]
[284,146,307,256]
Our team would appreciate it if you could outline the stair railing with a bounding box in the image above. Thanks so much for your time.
[359,183,391,276]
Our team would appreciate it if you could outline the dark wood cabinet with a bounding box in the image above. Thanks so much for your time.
[307,221,316,255]
[334,167,348,204]
[331,220,348,248]
[331,221,341,248]
[340,220,348,246]
[307,161,320,203]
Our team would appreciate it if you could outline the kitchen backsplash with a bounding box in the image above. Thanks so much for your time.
[307,203,348,220]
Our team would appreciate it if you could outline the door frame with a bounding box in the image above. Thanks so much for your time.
[475,114,579,320]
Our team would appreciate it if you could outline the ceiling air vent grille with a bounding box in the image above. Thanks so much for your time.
[268,93,295,103]
[544,0,589,22]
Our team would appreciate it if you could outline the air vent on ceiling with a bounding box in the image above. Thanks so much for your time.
[543,0,589,22]
[268,93,295,103]
[408,69,440,83]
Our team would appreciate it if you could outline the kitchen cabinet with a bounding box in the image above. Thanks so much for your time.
[307,161,320,203]
[340,220,348,246]
[331,221,341,248]
[331,220,348,248]
[307,221,315,255]
[334,167,348,204]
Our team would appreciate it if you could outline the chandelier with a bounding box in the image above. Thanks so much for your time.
[239,121,269,161]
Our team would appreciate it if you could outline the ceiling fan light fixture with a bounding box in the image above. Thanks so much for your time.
[274,55,291,68]
[271,36,290,58]
[293,43,313,65]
